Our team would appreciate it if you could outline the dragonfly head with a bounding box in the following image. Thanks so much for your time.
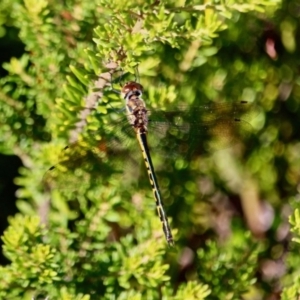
[121,81,143,100]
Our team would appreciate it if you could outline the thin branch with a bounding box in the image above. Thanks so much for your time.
[68,61,119,144]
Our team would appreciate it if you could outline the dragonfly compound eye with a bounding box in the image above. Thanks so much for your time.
[122,81,144,99]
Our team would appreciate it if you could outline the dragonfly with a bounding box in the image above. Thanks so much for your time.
[44,81,255,246]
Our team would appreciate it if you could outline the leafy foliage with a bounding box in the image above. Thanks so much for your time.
[197,235,260,299]
[1,0,300,298]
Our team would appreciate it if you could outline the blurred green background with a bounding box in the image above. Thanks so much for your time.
[1,0,300,299]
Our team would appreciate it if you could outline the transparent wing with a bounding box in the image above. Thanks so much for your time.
[42,118,140,191]
[146,101,255,158]
[43,101,256,190]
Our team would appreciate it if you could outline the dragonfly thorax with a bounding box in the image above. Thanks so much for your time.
[126,98,148,132]
[122,82,148,132]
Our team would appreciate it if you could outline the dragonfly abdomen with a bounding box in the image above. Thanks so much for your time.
[137,131,174,246]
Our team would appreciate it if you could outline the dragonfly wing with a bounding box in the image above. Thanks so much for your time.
[148,101,254,124]
[43,118,140,191]
[42,143,114,191]
[147,102,254,159]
